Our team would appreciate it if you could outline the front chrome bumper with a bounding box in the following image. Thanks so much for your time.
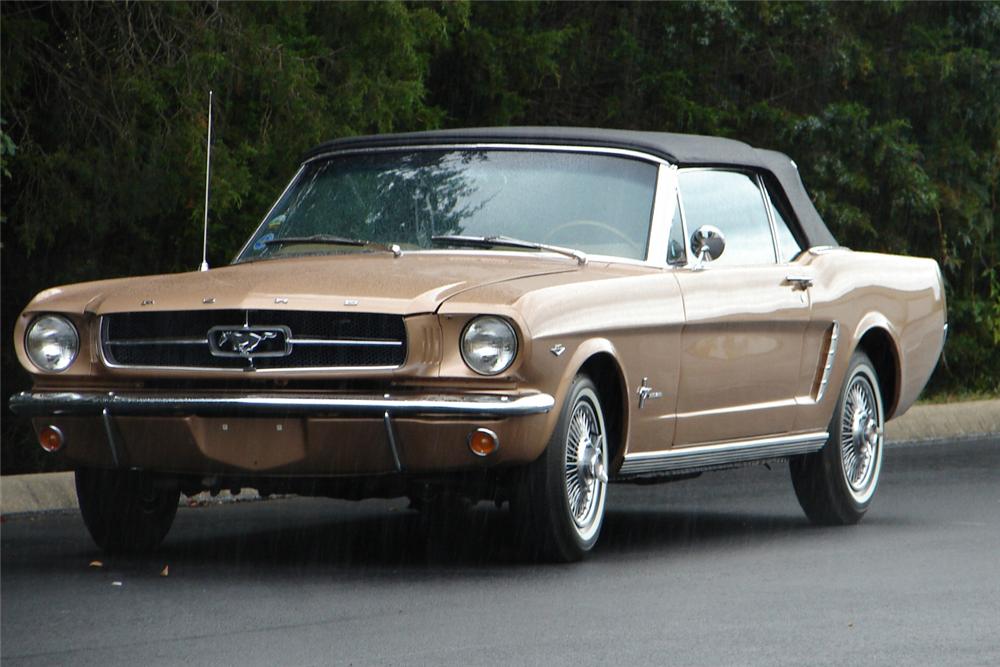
[8,390,555,418]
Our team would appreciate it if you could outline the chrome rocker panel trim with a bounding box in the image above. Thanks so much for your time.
[617,431,830,477]
[9,391,555,419]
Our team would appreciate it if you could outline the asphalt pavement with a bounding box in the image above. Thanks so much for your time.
[2,436,997,666]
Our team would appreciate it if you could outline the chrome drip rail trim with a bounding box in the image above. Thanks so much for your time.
[9,391,555,418]
[618,431,829,477]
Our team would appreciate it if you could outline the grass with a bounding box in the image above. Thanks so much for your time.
[918,389,999,405]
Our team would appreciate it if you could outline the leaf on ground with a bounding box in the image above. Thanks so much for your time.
[160,565,169,577]
[89,560,103,568]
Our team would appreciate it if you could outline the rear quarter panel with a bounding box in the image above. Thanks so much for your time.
[794,249,945,432]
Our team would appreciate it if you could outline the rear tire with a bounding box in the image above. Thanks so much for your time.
[75,468,180,553]
[791,351,885,525]
[511,375,609,562]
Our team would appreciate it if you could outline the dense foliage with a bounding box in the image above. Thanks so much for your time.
[2,1,997,473]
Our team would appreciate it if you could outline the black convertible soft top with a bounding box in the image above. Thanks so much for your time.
[304,127,838,248]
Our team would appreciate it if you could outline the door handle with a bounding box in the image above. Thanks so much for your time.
[784,275,814,289]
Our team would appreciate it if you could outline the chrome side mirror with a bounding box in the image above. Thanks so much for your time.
[690,225,726,269]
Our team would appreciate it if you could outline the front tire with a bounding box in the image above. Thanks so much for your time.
[791,351,885,525]
[75,467,180,553]
[511,375,609,562]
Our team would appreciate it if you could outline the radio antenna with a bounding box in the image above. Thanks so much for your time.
[199,90,213,272]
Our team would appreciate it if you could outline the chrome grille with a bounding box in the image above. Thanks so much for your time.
[101,310,406,370]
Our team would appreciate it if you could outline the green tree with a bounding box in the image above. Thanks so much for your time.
[2,1,997,473]
[1,1,461,472]
[430,1,999,393]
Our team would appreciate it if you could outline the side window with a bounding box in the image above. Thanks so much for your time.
[765,187,803,262]
[667,196,686,264]
[677,170,776,266]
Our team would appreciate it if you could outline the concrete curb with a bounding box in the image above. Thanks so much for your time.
[883,399,1000,444]
[3,399,998,516]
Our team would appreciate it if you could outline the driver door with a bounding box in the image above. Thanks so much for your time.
[671,169,811,446]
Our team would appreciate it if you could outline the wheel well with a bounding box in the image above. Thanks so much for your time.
[579,353,627,465]
[857,327,900,418]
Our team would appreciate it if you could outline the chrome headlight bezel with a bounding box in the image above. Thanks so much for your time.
[25,314,80,372]
[460,316,518,376]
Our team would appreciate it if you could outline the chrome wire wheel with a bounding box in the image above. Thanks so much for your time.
[510,375,609,561]
[839,368,883,504]
[562,388,608,542]
[790,352,885,526]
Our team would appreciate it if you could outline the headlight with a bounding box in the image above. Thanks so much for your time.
[461,316,518,376]
[25,315,79,372]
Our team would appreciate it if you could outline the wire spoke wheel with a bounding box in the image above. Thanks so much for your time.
[840,376,881,499]
[563,397,607,537]
[511,375,610,561]
[790,351,885,525]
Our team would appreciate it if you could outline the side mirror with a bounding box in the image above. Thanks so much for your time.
[690,225,726,269]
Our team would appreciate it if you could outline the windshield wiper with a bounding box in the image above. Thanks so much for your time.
[431,235,587,265]
[263,235,402,257]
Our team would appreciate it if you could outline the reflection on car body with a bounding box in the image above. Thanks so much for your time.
[10,128,946,561]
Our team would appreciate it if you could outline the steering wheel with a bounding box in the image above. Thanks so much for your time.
[542,220,640,254]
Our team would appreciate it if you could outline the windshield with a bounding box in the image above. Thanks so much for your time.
[236,149,658,263]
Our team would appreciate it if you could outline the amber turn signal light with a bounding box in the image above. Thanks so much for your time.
[38,425,65,453]
[467,428,499,457]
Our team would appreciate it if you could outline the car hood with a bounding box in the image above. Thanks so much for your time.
[25,252,581,316]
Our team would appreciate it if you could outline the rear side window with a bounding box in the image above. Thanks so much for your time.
[677,170,776,266]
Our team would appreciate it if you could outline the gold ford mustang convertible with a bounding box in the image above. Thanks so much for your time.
[10,128,946,561]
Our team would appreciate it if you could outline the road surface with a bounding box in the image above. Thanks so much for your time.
[2,438,997,666]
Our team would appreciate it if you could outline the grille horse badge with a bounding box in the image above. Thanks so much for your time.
[208,326,292,359]
[220,330,276,355]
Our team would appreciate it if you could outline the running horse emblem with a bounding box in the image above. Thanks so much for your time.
[216,329,279,356]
